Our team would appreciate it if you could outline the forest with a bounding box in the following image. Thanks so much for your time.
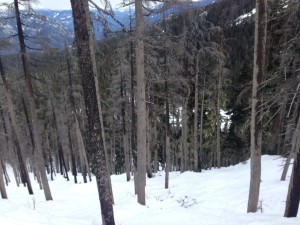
[0,0,299,224]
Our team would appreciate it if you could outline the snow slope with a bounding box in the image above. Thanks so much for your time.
[0,155,299,225]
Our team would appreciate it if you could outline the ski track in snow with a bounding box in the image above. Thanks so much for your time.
[0,155,299,225]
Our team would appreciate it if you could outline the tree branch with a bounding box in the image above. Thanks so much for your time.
[88,0,128,32]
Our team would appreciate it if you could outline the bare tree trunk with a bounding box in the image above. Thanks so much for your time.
[281,101,300,180]
[14,0,52,201]
[193,57,199,172]
[70,0,115,223]
[281,150,293,181]
[135,0,147,205]
[165,81,170,189]
[121,77,131,181]
[199,76,205,172]
[1,160,10,185]
[129,13,137,190]
[21,96,42,190]
[216,70,222,169]
[153,121,158,173]
[45,128,54,181]
[0,156,7,199]
[68,123,77,184]
[66,47,89,183]
[247,0,267,213]
[146,108,153,178]
[182,101,188,172]
[75,119,90,183]
[0,57,33,195]
[51,101,69,181]
[284,114,300,217]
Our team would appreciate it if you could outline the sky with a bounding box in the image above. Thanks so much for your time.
[0,0,123,10]
[35,0,71,10]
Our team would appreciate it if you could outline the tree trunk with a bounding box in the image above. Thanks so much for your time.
[247,0,267,213]
[193,57,199,172]
[216,69,222,169]
[284,153,300,217]
[135,0,147,205]
[66,46,89,183]
[0,57,34,195]
[70,0,115,223]
[21,96,42,190]
[284,114,300,217]
[146,108,153,178]
[14,0,52,201]
[165,81,170,189]
[0,156,7,199]
[199,76,205,172]
[281,101,300,180]
[153,121,158,173]
[75,119,89,183]
[281,150,293,181]
[121,77,131,181]
[182,101,188,172]
[51,101,69,181]
[68,123,77,183]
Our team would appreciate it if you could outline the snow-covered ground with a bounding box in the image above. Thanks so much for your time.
[0,155,299,225]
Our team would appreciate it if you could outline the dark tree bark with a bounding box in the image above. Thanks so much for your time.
[284,114,300,217]
[285,152,300,217]
[70,0,115,224]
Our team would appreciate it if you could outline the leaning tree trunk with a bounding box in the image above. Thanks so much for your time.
[70,0,115,224]
[0,57,33,195]
[21,96,42,190]
[247,0,267,213]
[284,114,300,217]
[135,0,147,205]
[66,46,90,183]
[281,101,300,181]
[14,0,52,201]
[0,154,7,199]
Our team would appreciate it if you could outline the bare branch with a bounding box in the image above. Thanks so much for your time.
[88,0,128,32]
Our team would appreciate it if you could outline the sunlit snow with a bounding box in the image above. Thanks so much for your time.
[0,155,298,225]
[235,8,256,25]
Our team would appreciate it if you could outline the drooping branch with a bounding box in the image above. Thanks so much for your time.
[88,0,128,32]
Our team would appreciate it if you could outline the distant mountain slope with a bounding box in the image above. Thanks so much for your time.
[0,0,215,53]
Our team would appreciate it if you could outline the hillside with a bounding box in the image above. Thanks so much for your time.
[0,156,296,225]
[0,0,215,52]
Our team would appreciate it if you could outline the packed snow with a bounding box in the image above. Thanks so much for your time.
[0,155,299,225]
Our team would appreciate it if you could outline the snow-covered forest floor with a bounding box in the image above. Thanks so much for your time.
[1,155,299,225]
